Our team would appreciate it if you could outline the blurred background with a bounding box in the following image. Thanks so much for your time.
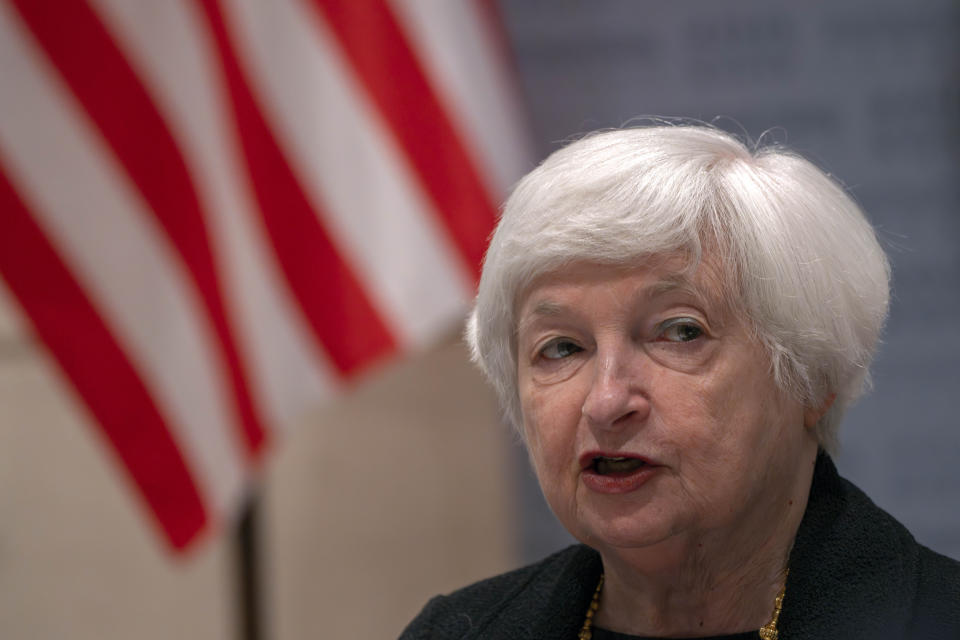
[0,1,957,639]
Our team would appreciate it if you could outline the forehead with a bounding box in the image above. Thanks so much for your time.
[517,256,731,320]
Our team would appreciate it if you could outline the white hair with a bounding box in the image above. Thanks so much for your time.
[466,125,890,453]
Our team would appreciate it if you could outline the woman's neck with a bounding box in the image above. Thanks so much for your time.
[592,456,814,637]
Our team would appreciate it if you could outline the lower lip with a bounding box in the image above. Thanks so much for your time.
[581,465,659,494]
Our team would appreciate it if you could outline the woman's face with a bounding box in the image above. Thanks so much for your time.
[516,258,816,555]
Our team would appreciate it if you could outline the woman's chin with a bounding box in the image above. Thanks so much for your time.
[572,511,679,553]
[563,484,686,552]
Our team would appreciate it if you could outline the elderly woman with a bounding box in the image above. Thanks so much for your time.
[402,126,960,639]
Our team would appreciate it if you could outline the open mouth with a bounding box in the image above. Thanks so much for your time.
[590,456,647,475]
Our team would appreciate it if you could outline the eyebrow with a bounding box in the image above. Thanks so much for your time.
[645,277,711,307]
[526,299,566,318]
[515,300,565,340]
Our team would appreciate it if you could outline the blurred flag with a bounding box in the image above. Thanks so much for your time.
[0,0,530,551]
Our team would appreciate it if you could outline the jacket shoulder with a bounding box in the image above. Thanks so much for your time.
[399,545,594,639]
[910,544,960,637]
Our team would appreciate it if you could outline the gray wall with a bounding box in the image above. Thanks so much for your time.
[500,0,960,561]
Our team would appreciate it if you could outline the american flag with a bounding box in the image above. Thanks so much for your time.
[0,0,530,551]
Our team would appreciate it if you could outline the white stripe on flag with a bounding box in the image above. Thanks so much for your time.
[224,0,475,349]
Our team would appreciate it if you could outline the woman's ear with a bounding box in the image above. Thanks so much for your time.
[803,393,837,430]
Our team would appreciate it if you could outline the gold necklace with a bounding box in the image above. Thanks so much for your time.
[578,574,603,640]
[757,569,788,640]
[578,569,788,640]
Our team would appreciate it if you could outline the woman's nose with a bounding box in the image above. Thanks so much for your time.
[580,347,650,429]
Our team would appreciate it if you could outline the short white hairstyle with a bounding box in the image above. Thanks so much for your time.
[466,125,890,453]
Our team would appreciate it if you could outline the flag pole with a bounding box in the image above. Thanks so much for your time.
[236,492,263,640]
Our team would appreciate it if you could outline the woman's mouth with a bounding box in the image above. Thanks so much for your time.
[580,453,659,494]
[591,456,647,475]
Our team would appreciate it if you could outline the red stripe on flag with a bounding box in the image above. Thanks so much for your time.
[11,0,267,455]
[307,0,499,282]
[194,0,398,377]
[0,165,208,550]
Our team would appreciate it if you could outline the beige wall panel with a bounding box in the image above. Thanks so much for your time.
[265,335,516,640]
[0,282,234,640]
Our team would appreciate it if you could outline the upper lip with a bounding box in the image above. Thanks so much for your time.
[578,451,657,470]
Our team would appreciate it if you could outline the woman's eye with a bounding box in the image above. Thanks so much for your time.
[539,339,582,360]
[659,319,704,343]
